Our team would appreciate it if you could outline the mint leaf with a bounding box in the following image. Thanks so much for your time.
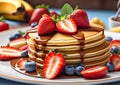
[61,3,73,17]
[0,16,5,22]
[35,4,49,9]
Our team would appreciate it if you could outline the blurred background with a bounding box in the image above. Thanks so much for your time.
[26,0,118,10]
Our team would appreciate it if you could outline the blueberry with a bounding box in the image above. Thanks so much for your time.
[105,61,115,72]
[9,35,16,41]
[110,46,119,54]
[64,65,75,75]
[74,65,85,75]
[14,32,21,38]
[21,50,28,57]
[31,22,38,28]
[105,36,113,42]
[24,61,36,72]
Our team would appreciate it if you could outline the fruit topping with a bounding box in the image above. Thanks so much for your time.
[38,14,56,35]
[110,54,120,71]
[14,31,22,39]
[105,61,115,72]
[110,46,119,55]
[50,11,59,18]
[30,22,38,28]
[29,5,49,25]
[9,37,27,48]
[0,46,22,60]
[20,44,28,51]
[110,40,120,48]
[81,66,108,79]
[74,65,85,76]
[70,9,90,28]
[0,16,9,32]
[64,65,75,76]
[44,52,65,79]
[17,58,27,70]
[56,18,77,34]
[21,50,28,58]
[105,36,113,42]
[24,60,36,72]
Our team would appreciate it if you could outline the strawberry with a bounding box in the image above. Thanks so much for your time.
[56,18,77,34]
[110,40,120,48]
[38,15,56,35]
[70,9,90,28]
[29,8,49,25]
[17,58,27,70]
[9,37,27,48]
[0,46,22,60]
[19,44,28,51]
[50,11,59,18]
[81,66,108,79]
[110,54,120,71]
[44,52,65,79]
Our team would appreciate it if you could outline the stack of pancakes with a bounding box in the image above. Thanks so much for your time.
[27,27,111,68]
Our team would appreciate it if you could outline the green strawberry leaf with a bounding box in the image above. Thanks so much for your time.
[61,3,73,17]
[35,4,49,9]
[74,5,78,10]
[0,16,5,22]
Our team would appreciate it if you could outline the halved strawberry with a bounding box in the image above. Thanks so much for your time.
[81,66,108,79]
[56,18,77,34]
[70,9,90,28]
[9,37,27,48]
[19,44,28,51]
[0,46,22,60]
[17,58,27,70]
[44,52,65,79]
[110,54,120,71]
[38,14,56,35]
[110,40,120,48]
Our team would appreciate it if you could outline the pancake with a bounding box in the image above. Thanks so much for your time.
[26,26,111,69]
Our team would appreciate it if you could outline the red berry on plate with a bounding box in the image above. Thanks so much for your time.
[110,54,120,71]
[81,66,108,79]
[0,46,22,60]
[29,8,50,25]
[44,52,65,79]
[38,15,56,35]
[50,11,59,18]
[110,40,120,48]
[70,9,90,28]
[56,18,77,34]
[0,22,9,32]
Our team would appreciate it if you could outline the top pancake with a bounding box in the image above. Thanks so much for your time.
[28,27,104,46]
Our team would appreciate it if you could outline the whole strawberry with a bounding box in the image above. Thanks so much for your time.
[0,16,9,32]
[38,14,56,35]
[29,4,50,25]
[70,9,90,28]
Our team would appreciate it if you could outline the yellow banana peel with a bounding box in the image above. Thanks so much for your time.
[110,26,120,32]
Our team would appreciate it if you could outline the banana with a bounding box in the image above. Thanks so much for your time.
[0,12,27,21]
[0,0,25,15]
[0,0,33,21]
[110,26,120,32]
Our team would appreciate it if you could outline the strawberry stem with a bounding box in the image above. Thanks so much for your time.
[0,16,5,22]
[35,4,49,9]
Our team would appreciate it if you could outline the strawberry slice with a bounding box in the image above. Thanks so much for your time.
[56,18,77,34]
[9,37,27,48]
[110,54,120,71]
[44,52,65,79]
[19,44,28,51]
[110,40,120,48]
[0,46,22,60]
[38,14,56,35]
[81,66,108,79]
[17,58,27,70]
[70,9,90,28]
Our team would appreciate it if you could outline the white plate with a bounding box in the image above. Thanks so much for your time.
[0,26,120,85]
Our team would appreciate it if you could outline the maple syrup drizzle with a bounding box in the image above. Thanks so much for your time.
[27,27,104,64]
